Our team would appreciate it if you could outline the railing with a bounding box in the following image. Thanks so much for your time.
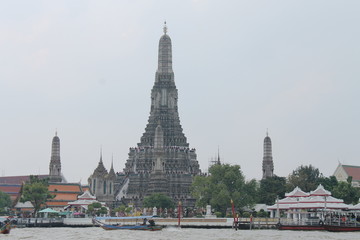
[16,218,64,227]
[279,218,322,226]
[326,217,360,227]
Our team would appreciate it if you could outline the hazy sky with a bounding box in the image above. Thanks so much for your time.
[1,0,359,184]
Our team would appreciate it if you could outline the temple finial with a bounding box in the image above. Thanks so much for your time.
[55,128,57,136]
[266,128,269,136]
[111,154,114,169]
[163,21,167,34]
[100,145,103,162]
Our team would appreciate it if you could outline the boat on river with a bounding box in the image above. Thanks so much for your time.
[324,216,360,232]
[93,215,163,231]
[0,217,16,234]
[277,217,326,231]
[325,224,360,232]
[1,222,11,234]
[277,215,360,232]
[277,223,325,231]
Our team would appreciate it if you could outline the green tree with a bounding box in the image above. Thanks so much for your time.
[256,209,269,218]
[258,176,286,205]
[190,175,212,207]
[113,204,134,216]
[191,164,257,216]
[87,202,108,216]
[241,179,259,207]
[210,184,231,215]
[287,165,321,192]
[0,191,12,214]
[114,204,127,215]
[332,178,360,204]
[20,175,54,215]
[125,206,133,215]
[143,193,175,210]
[317,175,338,192]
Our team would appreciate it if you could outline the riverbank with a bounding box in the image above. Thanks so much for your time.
[16,217,278,229]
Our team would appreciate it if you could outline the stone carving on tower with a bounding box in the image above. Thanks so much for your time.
[49,131,62,183]
[147,125,169,195]
[117,23,201,207]
[262,131,274,179]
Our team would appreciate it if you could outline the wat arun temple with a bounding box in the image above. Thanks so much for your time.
[89,24,201,207]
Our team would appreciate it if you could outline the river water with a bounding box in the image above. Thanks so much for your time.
[5,227,358,240]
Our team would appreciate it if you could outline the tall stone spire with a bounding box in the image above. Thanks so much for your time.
[49,131,62,182]
[93,149,108,177]
[140,24,186,147]
[262,131,274,179]
[157,21,172,74]
[108,156,116,179]
[121,24,200,207]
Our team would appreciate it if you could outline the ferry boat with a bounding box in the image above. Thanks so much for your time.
[325,225,360,232]
[277,217,326,231]
[324,215,360,232]
[277,214,360,232]
[93,215,163,231]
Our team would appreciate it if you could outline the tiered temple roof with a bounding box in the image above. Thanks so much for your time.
[46,183,83,209]
[268,185,350,210]
[0,175,49,201]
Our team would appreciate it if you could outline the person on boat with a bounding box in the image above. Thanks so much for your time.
[142,218,147,225]
[2,219,9,225]
[148,219,155,226]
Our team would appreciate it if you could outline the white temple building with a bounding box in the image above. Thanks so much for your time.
[65,190,106,216]
[267,184,352,219]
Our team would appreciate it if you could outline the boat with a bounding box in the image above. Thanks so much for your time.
[325,224,360,232]
[0,217,15,234]
[277,223,325,231]
[94,215,163,231]
[324,216,360,232]
[276,217,326,231]
[277,215,360,232]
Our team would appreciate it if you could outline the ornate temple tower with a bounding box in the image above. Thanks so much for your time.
[88,151,116,205]
[118,24,201,207]
[49,132,62,182]
[262,132,274,179]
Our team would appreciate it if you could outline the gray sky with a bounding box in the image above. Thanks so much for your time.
[1,0,359,184]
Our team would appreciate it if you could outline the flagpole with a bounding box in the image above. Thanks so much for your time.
[177,201,182,227]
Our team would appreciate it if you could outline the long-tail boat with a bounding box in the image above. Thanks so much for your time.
[0,218,13,234]
[93,215,163,231]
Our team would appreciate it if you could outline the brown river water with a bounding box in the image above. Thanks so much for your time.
[4,227,358,240]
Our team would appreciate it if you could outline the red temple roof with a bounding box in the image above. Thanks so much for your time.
[0,175,48,184]
[342,165,360,181]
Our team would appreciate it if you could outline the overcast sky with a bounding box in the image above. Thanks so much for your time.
[1,0,359,184]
